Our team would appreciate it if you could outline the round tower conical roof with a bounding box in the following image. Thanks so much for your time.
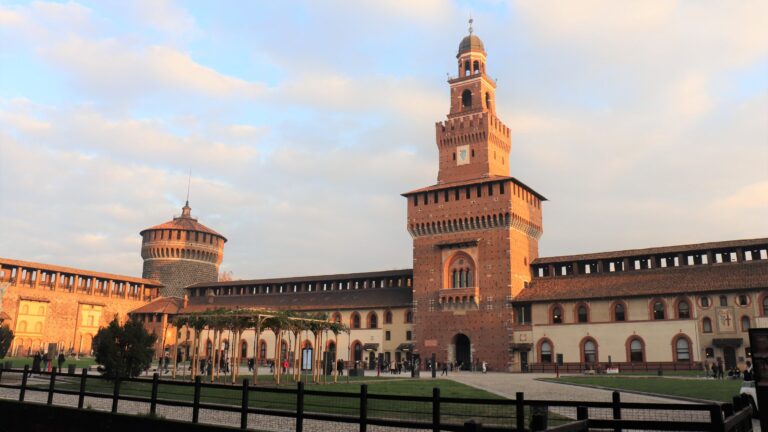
[140,203,227,241]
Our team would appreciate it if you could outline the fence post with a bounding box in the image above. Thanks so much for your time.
[721,403,734,418]
[296,381,304,432]
[360,383,368,432]
[612,391,621,432]
[78,368,87,408]
[47,369,57,405]
[577,406,588,421]
[708,404,724,432]
[463,419,482,431]
[241,378,249,430]
[19,365,29,402]
[150,373,159,415]
[111,377,121,413]
[516,392,525,432]
[192,376,201,423]
[432,387,441,432]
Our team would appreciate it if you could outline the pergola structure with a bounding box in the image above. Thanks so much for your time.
[170,308,349,385]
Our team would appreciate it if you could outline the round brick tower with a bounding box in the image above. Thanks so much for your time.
[140,202,226,297]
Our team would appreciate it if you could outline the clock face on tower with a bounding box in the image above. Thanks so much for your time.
[456,145,470,166]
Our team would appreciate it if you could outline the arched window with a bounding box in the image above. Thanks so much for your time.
[719,295,728,307]
[368,312,378,329]
[628,338,644,362]
[34,322,42,333]
[677,300,691,319]
[472,60,479,74]
[700,296,711,308]
[353,341,363,362]
[384,311,393,324]
[705,347,714,359]
[582,339,597,363]
[259,340,267,360]
[405,310,413,323]
[351,312,361,329]
[461,90,472,108]
[737,294,750,307]
[577,304,589,323]
[17,321,27,332]
[552,306,563,324]
[674,336,691,362]
[446,253,476,289]
[742,316,751,331]
[702,317,713,333]
[540,340,553,363]
[463,61,470,76]
[37,306,45,315]
[652,301,665,320]
[241,340,248,359]
[332,312,342,324]
[613,303,626,321]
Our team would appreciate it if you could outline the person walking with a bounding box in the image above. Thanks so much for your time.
[57,352,66,372]
[441,362,448,376]
[481,361,487,374]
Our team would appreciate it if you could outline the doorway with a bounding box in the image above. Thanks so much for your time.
[453,333,471,370]
[723,346,737,370]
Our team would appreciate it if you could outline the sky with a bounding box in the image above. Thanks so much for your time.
[0,0,766,280]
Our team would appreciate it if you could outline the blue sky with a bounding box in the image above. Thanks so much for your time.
[0,0,766,279]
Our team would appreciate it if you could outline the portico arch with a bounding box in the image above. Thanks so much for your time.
[452,333,471,370]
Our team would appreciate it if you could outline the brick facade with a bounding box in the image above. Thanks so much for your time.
[0,258,160,356]
[403,31,545,372]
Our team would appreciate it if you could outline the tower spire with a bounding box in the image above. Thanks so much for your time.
[181,170,192,218]
[468,16,473,35]
[185,169,191,207]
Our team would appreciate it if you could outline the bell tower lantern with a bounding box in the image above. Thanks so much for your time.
[436,21,510,184]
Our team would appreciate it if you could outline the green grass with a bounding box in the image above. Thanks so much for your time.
[545,376,742,403]
[33,373,516,427]
[1,356,97,368]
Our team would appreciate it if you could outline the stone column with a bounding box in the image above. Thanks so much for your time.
[53,272,61,291]
[33,269,41,288]
[89,277,95,295]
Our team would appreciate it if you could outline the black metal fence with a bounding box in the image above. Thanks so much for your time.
[0,366,753,432]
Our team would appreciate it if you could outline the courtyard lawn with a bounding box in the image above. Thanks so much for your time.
[1,356,97,369]
[23,373,515,427]
[544,376,742,403]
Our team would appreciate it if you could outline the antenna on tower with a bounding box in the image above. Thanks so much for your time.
[185,169,191,206]
[468,15,474,35]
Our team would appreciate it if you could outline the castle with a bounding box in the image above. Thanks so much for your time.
[1,29,766,372]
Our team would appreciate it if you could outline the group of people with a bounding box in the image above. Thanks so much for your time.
[708,359,753,380]
[30,351,67,373]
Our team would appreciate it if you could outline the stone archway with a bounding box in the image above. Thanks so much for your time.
[452,333,471,370]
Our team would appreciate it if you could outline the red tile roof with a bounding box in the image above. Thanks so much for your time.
[401,176,547,201]
[140,216,226,240]
[532,238,768,265]
[187,269,413,289]
[0,257,162,286]
[180,287,413,313]
[129,297,183,315]
[515,260,768,303]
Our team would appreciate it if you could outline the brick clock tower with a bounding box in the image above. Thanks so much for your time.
[403,26,545,372]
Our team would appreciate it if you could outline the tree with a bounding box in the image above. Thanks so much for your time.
[0,325,14,359]
[93,317,157,379]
